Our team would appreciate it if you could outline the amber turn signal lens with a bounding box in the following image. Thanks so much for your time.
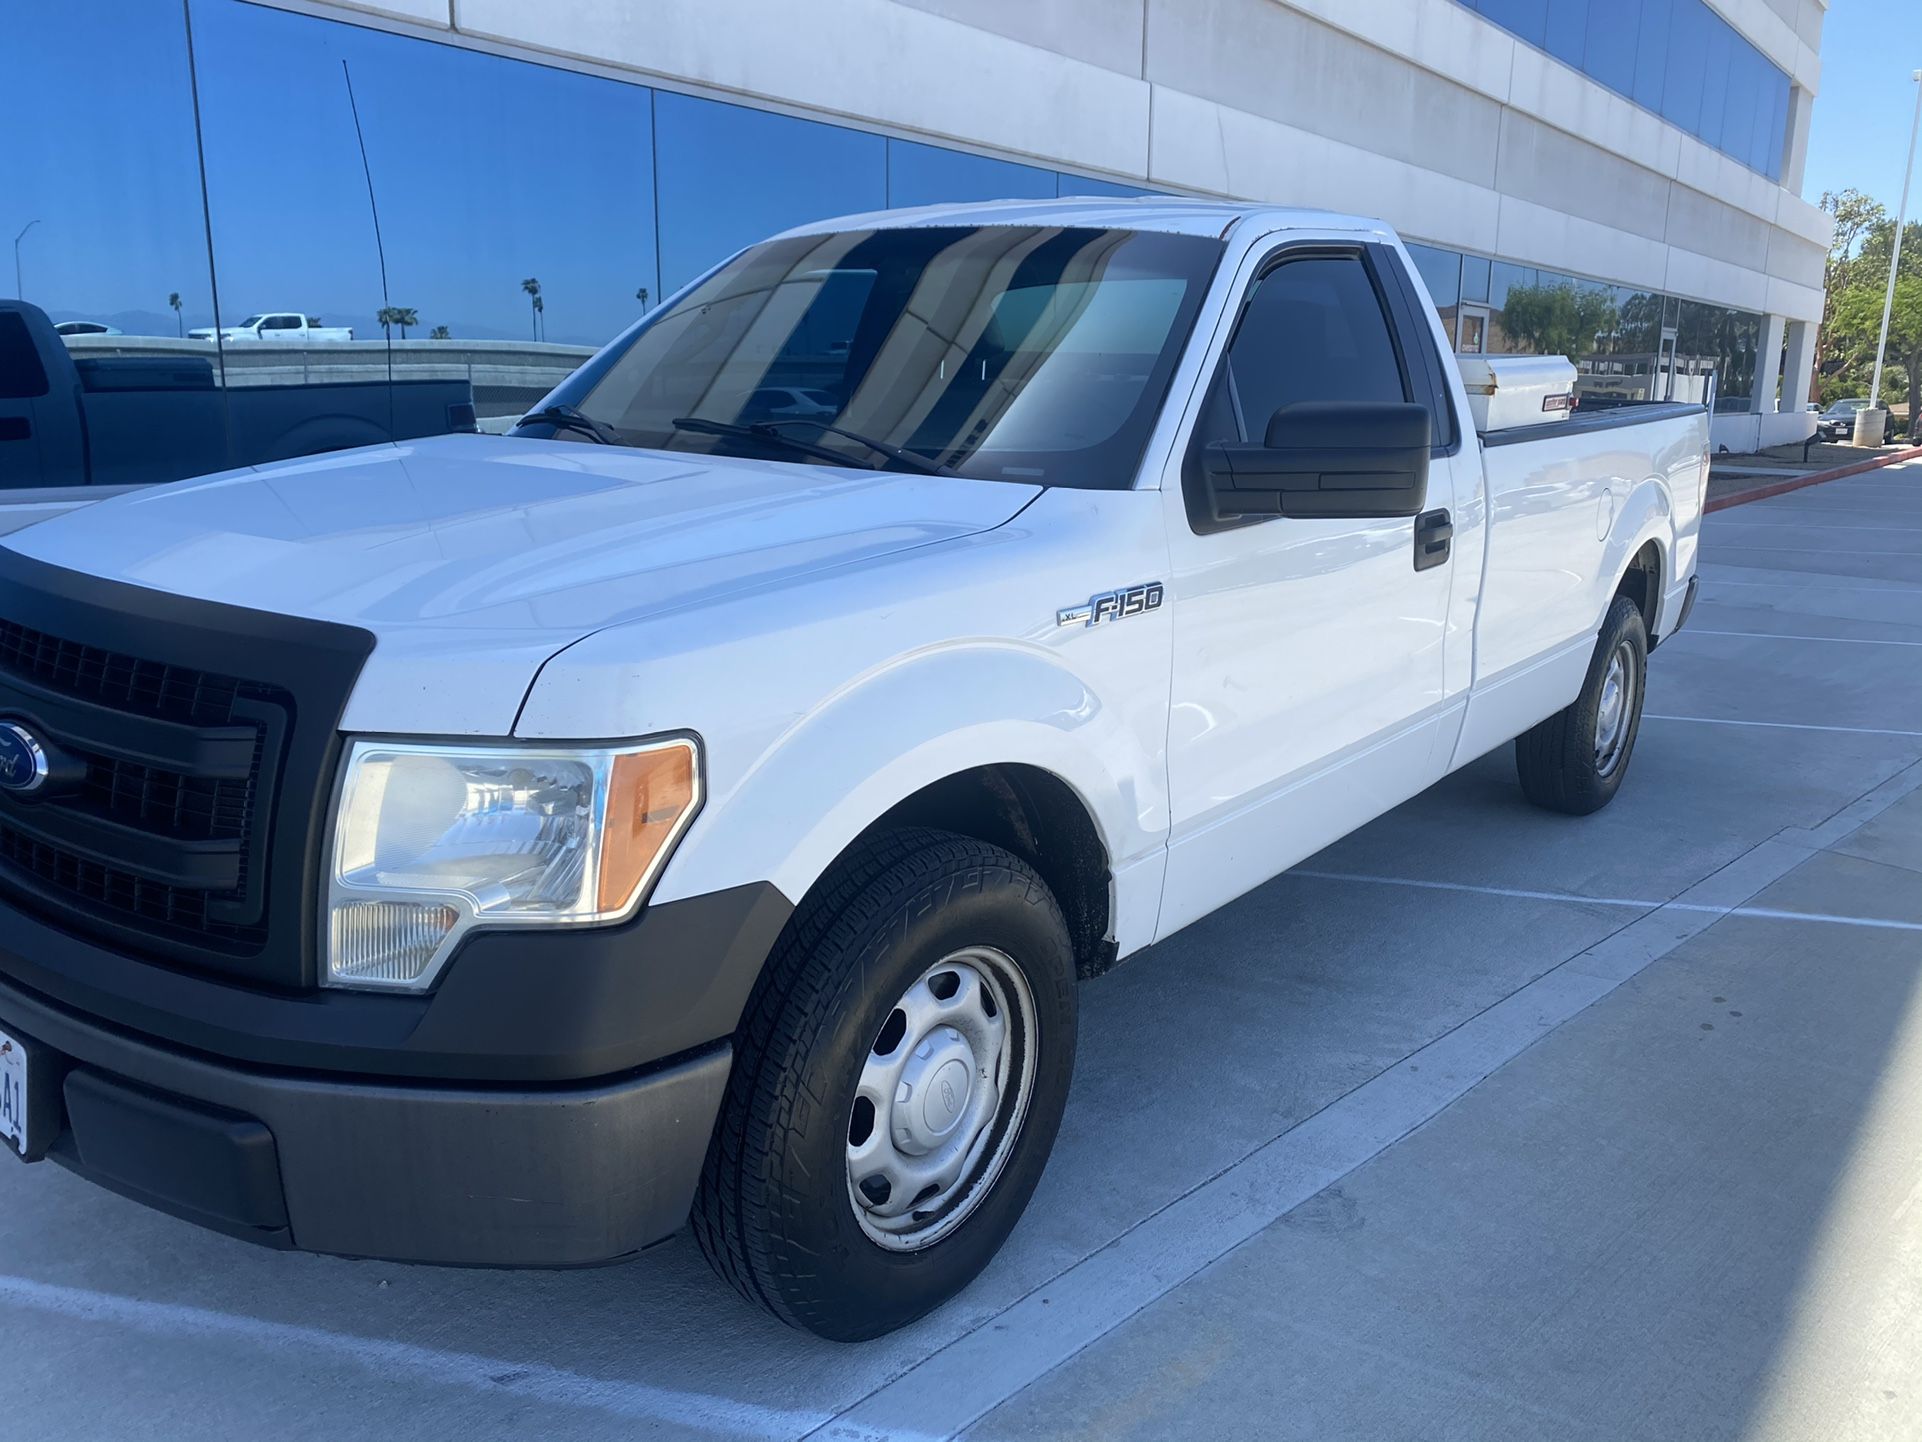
[599,741,699,913]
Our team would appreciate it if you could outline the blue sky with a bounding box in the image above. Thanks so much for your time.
[1802,0,1922,215]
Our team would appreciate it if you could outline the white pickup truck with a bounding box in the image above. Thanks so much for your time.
[185,311,354,343]
[0,199,1704,1341]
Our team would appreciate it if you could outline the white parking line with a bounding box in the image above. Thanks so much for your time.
[1289,869,1922,932]
[1645,714,1922,738]
[1704,544,1922,556]
[1714,526,1922,538]
[1680,629,1922,647]
[1700,578,1922,593]
[0,1276,831,1440]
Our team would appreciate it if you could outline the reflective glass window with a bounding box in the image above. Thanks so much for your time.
[1632,0,1672,112]
[655,92,886,295]
[1,0,223,488]
[1697,16,1735,152]
[1544,0,1589,68]
[1675,299,1760,410]
[1752,51,1775,176]
[887,140,1056,209]
[1487,262,1537,354]
[1721,40,1760,178]
[1583,0,1641,95]
[1660,0,1708,136]
[1405,243,1461,337]
[1460,253,1493,305]
[190,0,397,460]
[1478,0,1546,47]
[1056,174,1157,199]
[320,24,660,430]
[1765,75,1790,181]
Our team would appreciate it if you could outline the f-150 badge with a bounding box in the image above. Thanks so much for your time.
[1058,582,1165,628]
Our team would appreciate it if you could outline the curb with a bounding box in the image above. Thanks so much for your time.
[1706,444,1922,512]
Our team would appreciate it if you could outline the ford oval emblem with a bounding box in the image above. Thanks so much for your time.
[0,722,50,795]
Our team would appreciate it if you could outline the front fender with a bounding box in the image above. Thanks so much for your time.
[650,640,1166,948]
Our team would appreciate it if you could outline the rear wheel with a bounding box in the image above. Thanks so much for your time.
[691,829,1077,1341]
[1515,594,1649,815]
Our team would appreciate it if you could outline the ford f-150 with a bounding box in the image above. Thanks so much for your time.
[0,199,1705,1341]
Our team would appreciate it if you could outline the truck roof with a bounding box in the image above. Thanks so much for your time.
[772,195,1394,242]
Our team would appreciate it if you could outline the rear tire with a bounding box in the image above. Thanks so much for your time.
[1515,594,1648,816]
[691,828,1078,1341]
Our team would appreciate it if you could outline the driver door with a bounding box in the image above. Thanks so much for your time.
[1156,240,1464,938]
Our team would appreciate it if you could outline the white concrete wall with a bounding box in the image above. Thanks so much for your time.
[283,0,1832,445]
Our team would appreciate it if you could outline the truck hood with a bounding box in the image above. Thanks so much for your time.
[4,433,1038,734]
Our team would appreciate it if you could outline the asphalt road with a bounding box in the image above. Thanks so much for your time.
[5,460,1920,1442]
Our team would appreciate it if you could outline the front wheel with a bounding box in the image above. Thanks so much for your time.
[691,829,1077,1341]
[1515,594,1649,815]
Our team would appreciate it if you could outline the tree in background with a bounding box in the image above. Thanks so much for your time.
[1499,282,1619,359]
[429,324,451,340]
[521,276,542,340]
[1816,189,1919,429]
[376,305,418,340]
[168,291,182,337]
[636,285,650,311]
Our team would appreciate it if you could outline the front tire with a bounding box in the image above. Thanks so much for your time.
[1515,594,1649,815]
[691,829,1078,1341]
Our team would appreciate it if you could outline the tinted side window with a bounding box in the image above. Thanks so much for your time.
[1200,255,1406,445]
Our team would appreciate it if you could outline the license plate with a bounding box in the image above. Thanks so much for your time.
[1,1025,29,1157]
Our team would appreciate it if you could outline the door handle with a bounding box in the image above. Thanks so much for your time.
[1414,508,1452,572]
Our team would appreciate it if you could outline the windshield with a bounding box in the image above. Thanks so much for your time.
[239,314,265,327]
[561,225,1223,488]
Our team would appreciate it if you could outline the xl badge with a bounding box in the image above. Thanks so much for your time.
[1058,581,1165,629]
[0,722,50,796]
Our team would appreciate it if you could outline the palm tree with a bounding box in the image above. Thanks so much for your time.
[521,277,542,340]
[429,324,450,340]
[532,294,545,342]
[168,291,182,337]
[376,305,419,340]
[635,285,650,312]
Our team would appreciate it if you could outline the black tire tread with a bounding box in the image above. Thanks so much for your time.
[1515,594,1647,815]
[690,826,1066,1334]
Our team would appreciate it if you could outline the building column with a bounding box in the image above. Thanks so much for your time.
[1753,314,1787,415]
[1782,319,1817,410]
[1774,319,1819,441]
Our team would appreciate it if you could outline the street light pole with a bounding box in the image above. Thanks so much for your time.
[1867,70,1922,419]
[12,219,41,299]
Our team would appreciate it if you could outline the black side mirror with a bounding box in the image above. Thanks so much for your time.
[1200,400,1430,523]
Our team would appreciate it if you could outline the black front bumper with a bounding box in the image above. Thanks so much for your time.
[0,883,793,1265]
[4,981,730,1263]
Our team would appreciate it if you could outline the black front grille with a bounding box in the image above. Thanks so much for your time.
[0,619,288,955]
[0,549,373,989]
[0,617,246,727]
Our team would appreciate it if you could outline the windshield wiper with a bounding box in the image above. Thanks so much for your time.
[670,416,951,476]
[754,418,953,476]
[519,403,630,446]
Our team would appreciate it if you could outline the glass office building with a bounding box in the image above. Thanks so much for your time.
[1,0,1828,495]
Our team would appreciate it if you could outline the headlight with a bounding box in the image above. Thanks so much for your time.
[324,736,700,991]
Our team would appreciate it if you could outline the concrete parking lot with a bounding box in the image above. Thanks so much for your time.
[5,459,1920,1442]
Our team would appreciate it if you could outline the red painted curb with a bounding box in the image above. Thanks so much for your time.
[1706,444,1922,512]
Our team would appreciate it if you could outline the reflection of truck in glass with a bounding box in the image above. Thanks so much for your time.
[187,312,354,342]
[0,301,474,531]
